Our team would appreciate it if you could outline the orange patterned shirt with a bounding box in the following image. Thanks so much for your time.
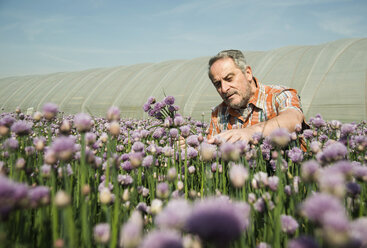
[207,78,303,139]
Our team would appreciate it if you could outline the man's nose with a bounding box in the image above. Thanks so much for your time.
[221,81,230,93]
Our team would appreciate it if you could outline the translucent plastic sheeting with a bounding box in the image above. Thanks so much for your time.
[0,38,366,122]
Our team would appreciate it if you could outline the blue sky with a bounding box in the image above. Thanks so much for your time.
[0,0,366,78]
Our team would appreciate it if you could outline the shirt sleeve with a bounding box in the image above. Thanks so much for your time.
[274,88,303,114]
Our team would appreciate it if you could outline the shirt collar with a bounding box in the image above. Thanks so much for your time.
[224,77,264,118]
[247,77,265,110]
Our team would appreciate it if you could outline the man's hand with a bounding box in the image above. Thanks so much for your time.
[208,127,255,144]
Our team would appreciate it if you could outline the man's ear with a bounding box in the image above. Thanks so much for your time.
[245,66,252,81]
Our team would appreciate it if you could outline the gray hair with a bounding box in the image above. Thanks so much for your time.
[208,50,248,80]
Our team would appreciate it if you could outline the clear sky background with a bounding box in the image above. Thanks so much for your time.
[0,0,366,78]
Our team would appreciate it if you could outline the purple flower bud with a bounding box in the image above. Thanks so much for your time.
[51,136,76,161]
[3,138,19,150]
[185,197,250,245]
[179,125,190,137]
[288,147,303,163]
[156,182,170,199]
[269,128,290,148]
[163,96,175,105]
[288,236,319,248]
[140,230,183,248]
[155,199,191,230]
[300,193,345,223]
[74,113,93,132]
[93,223,110,244]
[174,116,184,127]
[11,120,33,136]
[42,102,59,120]
[186,135,199,147]
[281,214,299,235]
[106,106,120,121]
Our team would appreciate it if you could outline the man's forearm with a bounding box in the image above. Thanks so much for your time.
[208,108,304,143]
[247,108,304,136]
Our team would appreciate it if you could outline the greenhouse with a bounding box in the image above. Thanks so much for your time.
[0,37,366,122]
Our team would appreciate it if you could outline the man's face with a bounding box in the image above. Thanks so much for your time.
[210,58,254,109]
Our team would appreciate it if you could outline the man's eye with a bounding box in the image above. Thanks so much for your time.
[214,82,221,88]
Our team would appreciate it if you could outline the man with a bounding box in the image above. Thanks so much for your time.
[206,50,306,144]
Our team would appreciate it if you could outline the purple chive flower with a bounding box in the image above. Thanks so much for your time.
[132,141,144,152]
[188,166,196,174]
[85,132,96,145]
[284,185,292,196]
[349,217,367,247]
[106,106,120,121]
[155,199,192,230]
[163,95,175,105]
[156,182,170,199]
[317,142,347,164]
[288,236,320,248]
[0,115,16,127]
[119,211,143,248]
[136,202,148,214]
[346,182,361,197]
[301,160,320,182]
[146,96,156,105]
[186,147,198,159]
[94,223,110,244]
[186,135,199,147]
[129,152,143,168]
[11,120,33,136]
[300,193,345,223]
[253,197,265,212]
[0,176,28,217]
[267,176,279,191]
[341,123,356,136]
[179,125,191,138]
[257,242,271,248]
[269,128,290,148]
[152,127,165,139]
[185,197,250,245]
[140,230,183,248]
[174,116,184,126]
[40,164,52,178]
[317,167,346,197]
[51,136,76,161]
[229,164,249,188]
[310,141,321,153]
[302,129,314,140]
[42,102,59,120]
[162,146,174,157]
[142,155,154,168]
[220,143,240,161]
[288,147,303,163]
[117,174,134,186]
[311,115,325,129]
[199,142,216,161]
[143,103,151,112]
[211,162,222,173]
[169,128,179,139]
[27,186,50,208]
[281,214,299,235]
[330,120,342,129]
[74,113,93,132]
[3,138,19,151]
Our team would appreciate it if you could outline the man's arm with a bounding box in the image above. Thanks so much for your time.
[208,108,304,143]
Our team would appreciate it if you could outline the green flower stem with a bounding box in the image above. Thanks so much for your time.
[184,147,188,199]
[200,160,205,198]
[51,171,58,244]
